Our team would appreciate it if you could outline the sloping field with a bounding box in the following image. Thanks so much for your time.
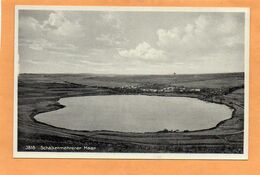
[17,72,245,153]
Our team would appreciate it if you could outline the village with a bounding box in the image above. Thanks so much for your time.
[109,84,228,96]
[17,72,245,154]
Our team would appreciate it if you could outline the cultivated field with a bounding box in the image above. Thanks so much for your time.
[17,72,245,153]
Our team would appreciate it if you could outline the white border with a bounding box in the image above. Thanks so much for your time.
[13,6,250,160]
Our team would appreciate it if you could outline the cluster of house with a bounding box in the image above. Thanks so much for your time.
[118,85,201,94]
[205,88,224,95]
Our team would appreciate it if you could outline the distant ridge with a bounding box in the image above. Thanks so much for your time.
[19,72,244,76]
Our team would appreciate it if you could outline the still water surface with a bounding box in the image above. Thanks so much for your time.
[35,95,233,132]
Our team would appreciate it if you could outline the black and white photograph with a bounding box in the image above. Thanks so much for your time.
[14,6,249,159]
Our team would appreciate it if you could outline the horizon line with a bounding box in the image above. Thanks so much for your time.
[18,71,244,76]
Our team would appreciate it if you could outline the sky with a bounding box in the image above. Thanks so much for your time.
[18,9,245,74]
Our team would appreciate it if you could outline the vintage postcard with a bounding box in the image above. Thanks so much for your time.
[14,6,249,159]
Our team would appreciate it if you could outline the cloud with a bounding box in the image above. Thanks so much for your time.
[20,16,41,30]
[18,11,245,74]
[119,42,165,60]
[43,11,66,29]
[19,12,81,53]
[96,34,128,46]
[79,60,113,66]
[28,39,52,50]
[19,17,44,39]
[48,50,89,58]
[19,11,84,40]
[156,14,244,53]
[100,12,122,30]
[157,15,211,50]
[43,11,83,37]
[217,14,244,47]
[23,59,47,65]
[218,14,242,34]
[20,38,77,51]
[96,12,128,47]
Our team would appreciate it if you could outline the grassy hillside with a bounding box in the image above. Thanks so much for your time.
[17,72,245,153]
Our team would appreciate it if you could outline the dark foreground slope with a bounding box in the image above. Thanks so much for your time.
[17,73,245,153]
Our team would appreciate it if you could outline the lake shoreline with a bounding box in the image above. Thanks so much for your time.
[34,94,235,133]
[17,73,244,153]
